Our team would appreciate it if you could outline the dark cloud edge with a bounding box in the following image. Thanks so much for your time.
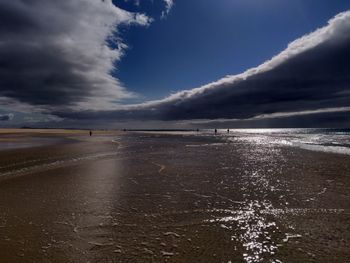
[49,11,350,128]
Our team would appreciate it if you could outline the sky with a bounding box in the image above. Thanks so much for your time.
[0,0,350,128]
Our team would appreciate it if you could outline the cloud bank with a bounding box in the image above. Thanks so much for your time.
[0,0,152,112]
[1,4,349,128]
[54,11,350,127]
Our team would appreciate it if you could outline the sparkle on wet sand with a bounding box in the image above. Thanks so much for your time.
[0,129,349,262]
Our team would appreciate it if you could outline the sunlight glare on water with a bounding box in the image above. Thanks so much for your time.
[207,130,306,262]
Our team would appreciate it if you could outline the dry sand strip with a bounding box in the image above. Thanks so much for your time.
[0,128,122,136]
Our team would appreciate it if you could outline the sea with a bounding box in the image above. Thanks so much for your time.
[141,128,350,155]
[224,128,350,155]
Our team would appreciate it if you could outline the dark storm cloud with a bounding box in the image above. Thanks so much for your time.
[54,11,350,127]
[1,3,349,127]
[158,33,350,120]
[0,0,152,111]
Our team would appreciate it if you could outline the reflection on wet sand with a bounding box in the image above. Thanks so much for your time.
[0,131,349,262]
[205,139,288,263]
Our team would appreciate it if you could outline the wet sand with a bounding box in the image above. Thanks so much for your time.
[0,131,349,262]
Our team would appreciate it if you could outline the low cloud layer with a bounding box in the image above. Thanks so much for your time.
[0,0,152,112]
[55,11,350,127]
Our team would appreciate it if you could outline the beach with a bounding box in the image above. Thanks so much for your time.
[0,129,349,262]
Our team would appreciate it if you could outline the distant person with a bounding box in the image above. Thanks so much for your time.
[89,130,92,136]
[227,129,230,133]
[215,129,217,134]
[196,128,199,132]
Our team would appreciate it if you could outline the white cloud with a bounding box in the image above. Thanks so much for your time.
[188,107,350,124]
[161,0,174,18]
[23,115,63,123]
[251,107,350,120]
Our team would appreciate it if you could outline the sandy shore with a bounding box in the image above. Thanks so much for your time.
[0,131,349,262]
[0,128,119,135]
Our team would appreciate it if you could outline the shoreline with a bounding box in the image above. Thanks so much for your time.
[0,131,349,262]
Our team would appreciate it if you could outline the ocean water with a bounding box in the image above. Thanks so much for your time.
[200,128,350,155]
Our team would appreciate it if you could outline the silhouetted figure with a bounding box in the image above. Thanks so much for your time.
[215,129,217,134]
[196,128,199,132]
[89,130,92,136]
[227,129,230,133]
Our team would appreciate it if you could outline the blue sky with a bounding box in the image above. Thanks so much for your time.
[115,0,350,101]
